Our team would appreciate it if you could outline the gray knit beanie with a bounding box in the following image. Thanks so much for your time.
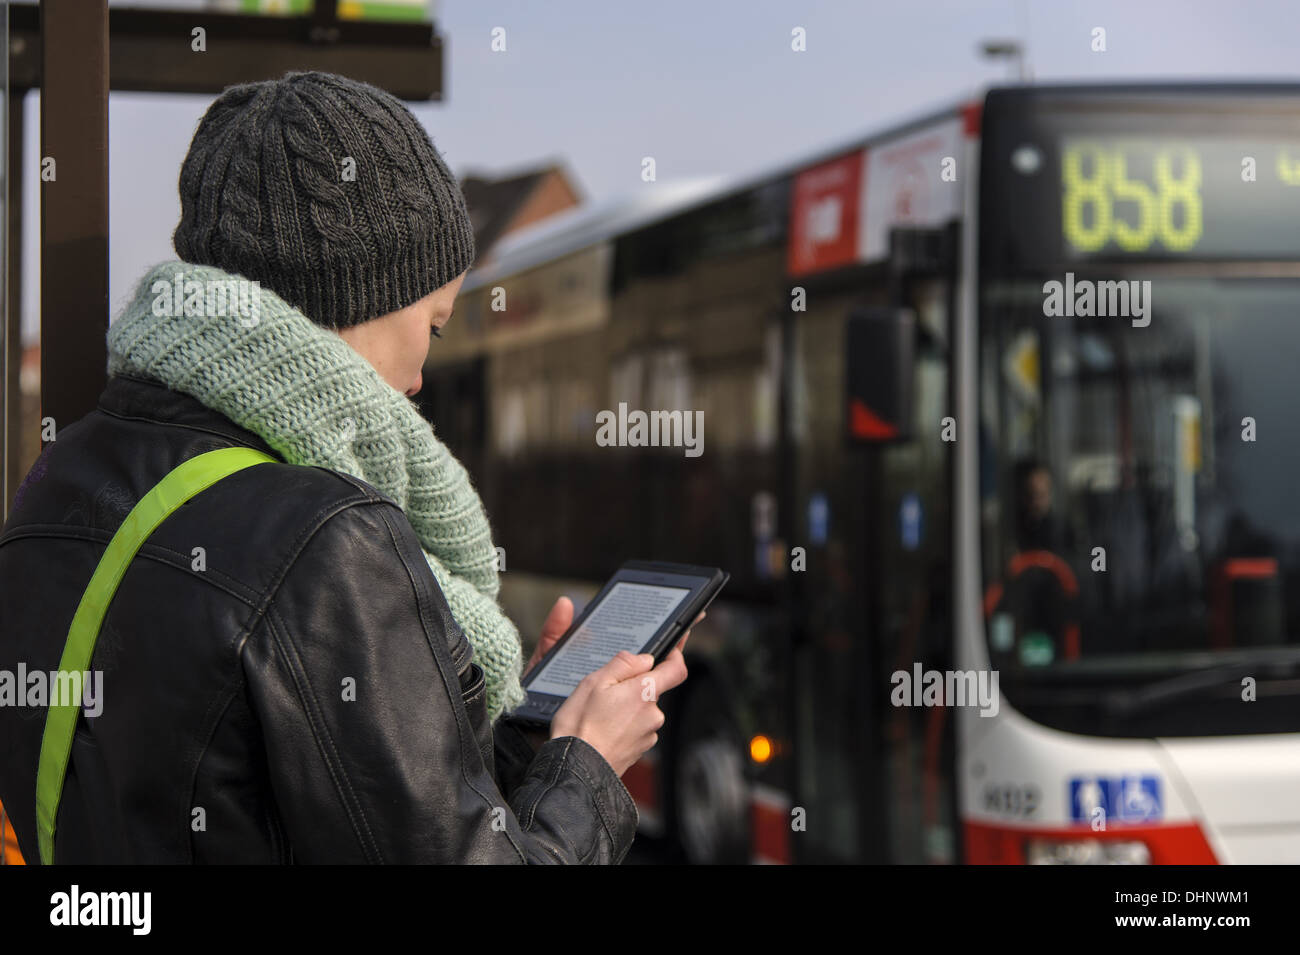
[172,70,475,330]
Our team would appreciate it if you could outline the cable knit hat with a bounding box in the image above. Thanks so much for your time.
[172,70,475,330]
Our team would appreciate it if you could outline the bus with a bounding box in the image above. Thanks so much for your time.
[421,83,1300,865]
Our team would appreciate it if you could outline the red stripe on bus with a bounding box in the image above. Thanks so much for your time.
[752,799,792,864]
[622,757,657,811]
[1222,557,1277,579]
[964,820,1218,864]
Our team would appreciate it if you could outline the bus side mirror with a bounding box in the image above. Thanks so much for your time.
[845,307,915,443]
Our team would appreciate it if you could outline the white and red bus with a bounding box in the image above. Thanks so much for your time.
[423,83,1300,864]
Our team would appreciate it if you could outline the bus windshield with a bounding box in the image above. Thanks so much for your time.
[979,274,1300,696]
[975,87,1300,734]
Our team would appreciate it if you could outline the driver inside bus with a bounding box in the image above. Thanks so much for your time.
[997,458,1081,663]
[1014,459,1071,554]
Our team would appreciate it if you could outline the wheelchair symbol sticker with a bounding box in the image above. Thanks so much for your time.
[1069,775,1162,823]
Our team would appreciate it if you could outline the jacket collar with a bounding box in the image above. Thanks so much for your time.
[97,372,283,460]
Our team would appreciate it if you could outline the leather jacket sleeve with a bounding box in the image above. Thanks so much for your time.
[492,714,550,800]
[240,496,638,863]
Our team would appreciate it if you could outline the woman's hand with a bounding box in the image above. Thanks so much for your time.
[522,596,703,679]
[522,596,575,679]
[550,648,689,777]
[534,595,704,777]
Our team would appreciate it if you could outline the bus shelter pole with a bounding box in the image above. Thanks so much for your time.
[39,0,109,451]
[2,80,20,517]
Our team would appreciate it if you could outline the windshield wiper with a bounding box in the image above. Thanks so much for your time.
[1102,656,1300,718]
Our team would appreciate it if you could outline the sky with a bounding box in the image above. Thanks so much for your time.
[16,0,1300,344]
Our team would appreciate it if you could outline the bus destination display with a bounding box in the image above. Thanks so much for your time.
[1060,136,1300,258]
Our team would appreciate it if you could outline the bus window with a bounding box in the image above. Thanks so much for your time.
[980,276,1300,733]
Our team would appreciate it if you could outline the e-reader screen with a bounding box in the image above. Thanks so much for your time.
[526,582,692,697]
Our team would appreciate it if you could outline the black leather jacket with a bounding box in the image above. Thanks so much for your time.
[0,373,638,863]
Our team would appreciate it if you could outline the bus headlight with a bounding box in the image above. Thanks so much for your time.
[1025,838,1151,865]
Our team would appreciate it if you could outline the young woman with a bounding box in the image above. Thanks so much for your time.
[0,70,692,864]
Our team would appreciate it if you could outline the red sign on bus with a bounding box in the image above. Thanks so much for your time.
[787,151,864,277]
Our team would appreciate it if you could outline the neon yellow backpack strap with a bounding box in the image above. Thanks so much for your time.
[35,446,277,865]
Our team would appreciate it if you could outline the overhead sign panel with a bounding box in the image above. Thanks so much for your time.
[787,115,963,276]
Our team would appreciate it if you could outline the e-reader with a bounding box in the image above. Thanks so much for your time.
[510,560,729,726]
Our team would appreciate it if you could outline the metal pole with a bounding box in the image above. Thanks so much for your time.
[3,87,22,521]
[2,3,19,520]
[39,0,109,448]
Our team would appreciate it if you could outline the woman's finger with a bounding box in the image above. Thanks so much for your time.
[538,596,574,651]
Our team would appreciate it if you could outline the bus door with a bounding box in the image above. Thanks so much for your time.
[787,225,957,863]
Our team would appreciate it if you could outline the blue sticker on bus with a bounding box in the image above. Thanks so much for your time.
[899,493,922,551]
[1069,775,1162,823]
[808,492,829,546]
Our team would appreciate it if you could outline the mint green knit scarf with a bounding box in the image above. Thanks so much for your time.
[106,260,525,721]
